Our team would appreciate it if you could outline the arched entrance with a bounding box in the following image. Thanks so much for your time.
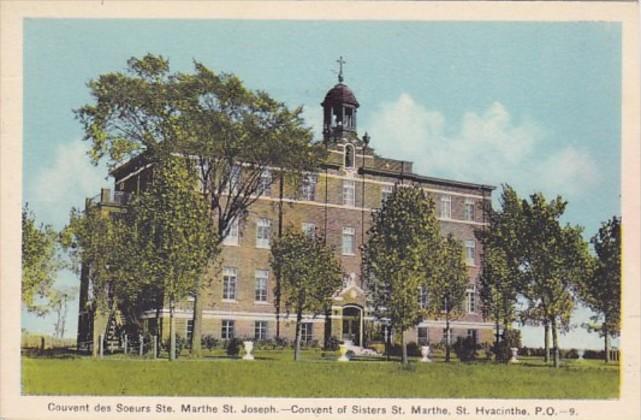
[342,305,363,346]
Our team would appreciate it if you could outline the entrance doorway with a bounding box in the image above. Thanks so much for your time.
[342,305,363,346]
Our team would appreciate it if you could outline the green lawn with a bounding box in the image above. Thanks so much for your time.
[22,350,619,399]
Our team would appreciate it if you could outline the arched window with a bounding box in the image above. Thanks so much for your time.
[344,144,355,168]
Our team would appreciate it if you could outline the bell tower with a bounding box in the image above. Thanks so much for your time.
[322,56,360,143]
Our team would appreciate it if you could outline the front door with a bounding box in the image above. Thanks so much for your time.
[342,306,362,346]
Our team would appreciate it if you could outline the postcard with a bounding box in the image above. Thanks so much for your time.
[1,1,639,420]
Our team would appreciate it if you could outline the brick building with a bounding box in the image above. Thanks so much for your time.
[77,72,495,352]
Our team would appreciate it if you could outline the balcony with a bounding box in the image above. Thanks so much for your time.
[88,188,131,207]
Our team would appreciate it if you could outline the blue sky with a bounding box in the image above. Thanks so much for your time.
[22,19,621,349]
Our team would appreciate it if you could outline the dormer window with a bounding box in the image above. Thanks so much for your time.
[344,144,355,169]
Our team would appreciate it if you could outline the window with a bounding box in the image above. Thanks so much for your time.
[256,218,272,248]
[301,322,313,344]
[259,169,272,197]
[302,223,316,239]
[344,144,355,168]
[255,321,268,340]
[343,180,356,206]
[418,327,429,346]
[342,227,355,255]
[186,320,194,341]
[418,285,429,309]
[222,267,237,300]
[255,270,268,302]
[466,285,477,313]
[222,218,239,246]
[464,199,475,221]
[440,195,452,219]
[221,320,235,340]
[465,240,476,265]
[301,174,317,201]
[381,184,393,205]
[467,329,478,343]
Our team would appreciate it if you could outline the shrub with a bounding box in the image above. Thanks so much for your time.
[201,335,218,351]
[453,336,478,362]
[492,329,521,363]
[225,338,243,357]
[324,336,340,351]
[274,336,290,349]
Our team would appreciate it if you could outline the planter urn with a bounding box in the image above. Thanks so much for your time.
[242,341,255,360]
[420,345,432,363]
[509,347,519,363]
[338,344,350,362]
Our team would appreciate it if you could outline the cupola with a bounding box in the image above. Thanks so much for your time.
[322,56,359,142]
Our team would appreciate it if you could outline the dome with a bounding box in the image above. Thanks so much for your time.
[322,83,360,108]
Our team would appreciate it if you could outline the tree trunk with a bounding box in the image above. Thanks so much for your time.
[169,300,176,361]
[155,306,161,358]
[544,320,550,363]
[323,306,332,349]
[445,312,451,363]
[385,325,391,361]
[275,173,284,339]
[294,310,302,361]
[604,322,610,363]
[401,329,408,365]
[551,317,559,368]
[190,285,203,356]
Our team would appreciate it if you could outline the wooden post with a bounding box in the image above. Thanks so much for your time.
[139,335,144,357]
[99,334,104,358]
[40,336,45,354]
[153,335,157,359]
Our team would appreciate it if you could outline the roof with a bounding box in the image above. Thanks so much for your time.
[359,166,495,193]
[321,83,360,108]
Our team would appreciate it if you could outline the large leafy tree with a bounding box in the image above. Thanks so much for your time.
[427,234,469,363]
[75,54,325,355]
[127,156,218,360]
[579,216,621,363]
[22,205,61,315]
[364,185,442,365]
[271,228,342,361]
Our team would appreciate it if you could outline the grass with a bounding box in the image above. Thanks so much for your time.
[22,349,619,399]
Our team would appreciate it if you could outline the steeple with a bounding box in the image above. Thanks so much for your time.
[322,57,359,143]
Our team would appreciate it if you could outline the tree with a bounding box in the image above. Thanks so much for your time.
[475,186,522,347]
[271,228,342,361]
[49,287,78,339]
[127,156,218,360]
[426,234,469,362]
[478,246,516,346]
[75,54,325,355]
[364,184,441,365]
[579,216,621,363]
[22,205,60,315]
[518,192,590,368]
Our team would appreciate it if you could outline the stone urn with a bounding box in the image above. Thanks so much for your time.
[420,345,432,363]
[338,344,350,362]
[242,341,255,360]
[509,347,519,363]
[577,349,585,361]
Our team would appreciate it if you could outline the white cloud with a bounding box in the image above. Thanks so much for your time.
[26,141,108,229]
[365,94,599,199]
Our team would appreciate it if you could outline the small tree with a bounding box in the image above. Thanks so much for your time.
[579,216,621,363]
[271,228,342,361]
[127,156,218,360]
[49,287,78,339]
[364,184,441,365]
[22,205,60,315]
[427,234,468,362]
